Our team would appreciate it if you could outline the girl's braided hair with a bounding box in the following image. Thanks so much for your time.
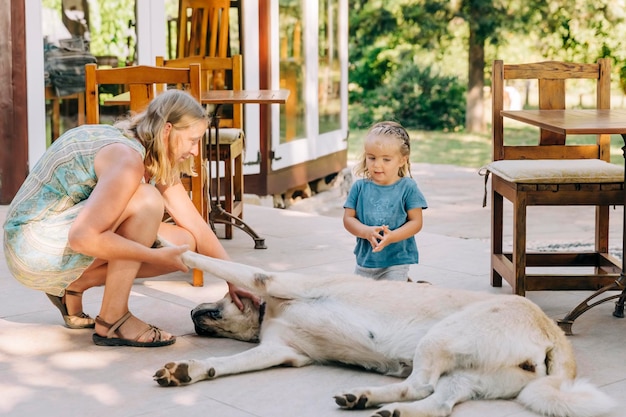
[354,121,412,179]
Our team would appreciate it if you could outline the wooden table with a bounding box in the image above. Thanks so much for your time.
[501,109,626,333]
[204,89,289,249]
[501,109,626,134]
[201,89,289,106]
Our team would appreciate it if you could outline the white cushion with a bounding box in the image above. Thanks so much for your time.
[483,159,623,183]
[208,127,244,144]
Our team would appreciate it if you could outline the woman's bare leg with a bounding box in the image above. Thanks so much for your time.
[65,223,196,317]
[79,184,173,342]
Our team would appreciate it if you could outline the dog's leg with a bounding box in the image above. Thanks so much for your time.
[334,321,497,410]
[368,373,475,417]
[334,347,457,410]
[338,366,534,417]
[368,367,536,417]
[154,344,313,387]
[335,375,435,410]
[181,251,267,286]
[156,237,269,289]
[334,353,445,410]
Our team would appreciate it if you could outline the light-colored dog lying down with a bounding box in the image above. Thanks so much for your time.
[153,249,615,417]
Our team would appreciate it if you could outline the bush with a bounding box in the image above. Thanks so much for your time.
[349,63,466,131]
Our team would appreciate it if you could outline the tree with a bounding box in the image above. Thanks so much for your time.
[349,0,626,133]
[401,0,552,133]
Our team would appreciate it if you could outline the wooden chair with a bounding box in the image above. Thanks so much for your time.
[84,63,207,287]
[157,54,244,239]
[484,59,625,296]
[45,86,85,143]
[177,0,230,58]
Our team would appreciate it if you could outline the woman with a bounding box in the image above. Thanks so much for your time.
[3,89,257,347]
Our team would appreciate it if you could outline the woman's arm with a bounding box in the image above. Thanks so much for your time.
[68,143,183,268]
[159,181,260,309]
[158,180,228,258]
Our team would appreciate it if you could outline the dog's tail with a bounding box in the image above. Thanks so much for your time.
[517,376,615,417]
[515,305,615,417]
[517,334,614,417]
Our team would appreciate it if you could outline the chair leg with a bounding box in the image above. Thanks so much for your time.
[77,92,85,125]
[234,151,244,219]
[595,205,610,252]
[512,194,527,296]
[51,97,61,141]
[223,149,234,239]
[192,268,204,287]
[594,205,611,276]
[491,189,503,288]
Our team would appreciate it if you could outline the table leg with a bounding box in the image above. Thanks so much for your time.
[556,134,626,334]
[208,105,267,249]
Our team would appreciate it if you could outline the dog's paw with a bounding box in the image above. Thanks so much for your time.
[154,362,191,386]
[334,391,371,409]
[370,410,396,417]
[154,360,213,387]
[370,402,430,417]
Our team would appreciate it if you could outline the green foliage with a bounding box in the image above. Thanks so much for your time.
[350,62,466,131]
[87,1,136,62]
[348,126,626,168]
[41,0,179,64]
[348,0,626,133]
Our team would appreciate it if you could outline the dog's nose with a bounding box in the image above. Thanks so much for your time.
[192,307,222,320]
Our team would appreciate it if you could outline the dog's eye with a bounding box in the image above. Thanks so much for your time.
[208,309,222,319]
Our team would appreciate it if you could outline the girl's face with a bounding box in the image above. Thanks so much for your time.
[165,118,208,162]
[364,135,407,185]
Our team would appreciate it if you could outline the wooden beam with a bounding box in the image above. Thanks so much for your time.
[0,0,29,204]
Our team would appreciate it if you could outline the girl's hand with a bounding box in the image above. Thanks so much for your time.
[372,225,393,252]
[367,225,386,250]
[228,283,262,311]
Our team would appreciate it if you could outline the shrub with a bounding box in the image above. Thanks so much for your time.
[350,63,466,131]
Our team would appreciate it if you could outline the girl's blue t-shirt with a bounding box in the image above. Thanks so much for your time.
[344,177,428,268]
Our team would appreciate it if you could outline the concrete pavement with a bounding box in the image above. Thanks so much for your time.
[1,163,625,417]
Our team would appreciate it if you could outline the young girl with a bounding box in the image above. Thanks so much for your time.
[343,121,428,281]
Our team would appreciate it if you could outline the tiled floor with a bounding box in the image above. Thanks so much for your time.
[1,163,625,417]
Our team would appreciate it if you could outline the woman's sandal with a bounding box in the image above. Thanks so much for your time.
[92,311,176,347]
[46,290,95,329]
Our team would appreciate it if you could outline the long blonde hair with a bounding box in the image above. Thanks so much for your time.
[354,121,412,179]
[114,90,208,185]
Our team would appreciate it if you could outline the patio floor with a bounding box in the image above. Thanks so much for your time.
[1,163,625,417]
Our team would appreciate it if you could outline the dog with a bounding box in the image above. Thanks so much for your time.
[153,251,615,417]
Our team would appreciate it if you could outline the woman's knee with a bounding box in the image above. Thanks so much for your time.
[158,222,197,251]
[128,184,164,219]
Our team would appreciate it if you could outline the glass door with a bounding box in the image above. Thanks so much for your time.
[270,0,348,171]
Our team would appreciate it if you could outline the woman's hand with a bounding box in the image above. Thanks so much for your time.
[154,244,190,273]
[228,283,262,311]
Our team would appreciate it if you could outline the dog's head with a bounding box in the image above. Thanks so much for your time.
[191,294,263,343]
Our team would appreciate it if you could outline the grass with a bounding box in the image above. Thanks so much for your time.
[348,125,626,168]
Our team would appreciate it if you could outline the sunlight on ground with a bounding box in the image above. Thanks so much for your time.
[0,324,72,355]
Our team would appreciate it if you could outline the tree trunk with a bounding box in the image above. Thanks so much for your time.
[465,26,486,133]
